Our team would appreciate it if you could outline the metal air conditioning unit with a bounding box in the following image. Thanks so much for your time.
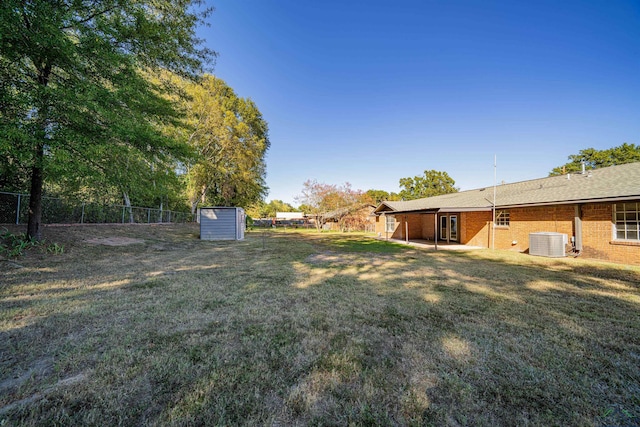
[529,232,567,258]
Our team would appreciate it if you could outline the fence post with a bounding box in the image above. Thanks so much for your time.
[122,206,125,223]
[147,208,151,224]
[16,194,21,225]
[81,202,85,224]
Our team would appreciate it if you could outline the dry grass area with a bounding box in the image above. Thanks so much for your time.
[1,224,639,426]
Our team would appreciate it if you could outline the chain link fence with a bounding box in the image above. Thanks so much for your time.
[0,191,193,225]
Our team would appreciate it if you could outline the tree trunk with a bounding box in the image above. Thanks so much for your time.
[26,143,45,240]
[123,192,134,223]
[200,184,207,204]
[26,64,52,241]
[190,184,208,215]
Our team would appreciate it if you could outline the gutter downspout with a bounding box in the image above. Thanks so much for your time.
[574,205,583,254]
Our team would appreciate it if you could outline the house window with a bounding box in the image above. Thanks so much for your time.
[495,210,510,226]
[385,215,396,233]
[614,202,640,240]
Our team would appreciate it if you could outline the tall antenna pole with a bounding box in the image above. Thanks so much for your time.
[492,155,496,250]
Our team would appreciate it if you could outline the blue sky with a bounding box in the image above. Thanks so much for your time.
[198,0,640,206]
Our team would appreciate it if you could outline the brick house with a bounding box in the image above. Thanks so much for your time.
[374,162,640,265]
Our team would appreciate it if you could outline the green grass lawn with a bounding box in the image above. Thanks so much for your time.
[1,224,639,426]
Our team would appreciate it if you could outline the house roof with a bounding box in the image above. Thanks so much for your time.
[375,162,640,214]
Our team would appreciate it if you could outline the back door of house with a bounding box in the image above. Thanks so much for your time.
[439,215,459,242]
[449,215,458,241]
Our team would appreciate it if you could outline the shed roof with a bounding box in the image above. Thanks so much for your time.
[375,162,640,214]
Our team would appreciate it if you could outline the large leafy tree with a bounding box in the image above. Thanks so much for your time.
[182,75,269,212]
[42,68,194,220]
[297,180,366,231]
[365,189,402,205]
[0,0,213,239]
[398,170,458,200]
[550,143,640,175]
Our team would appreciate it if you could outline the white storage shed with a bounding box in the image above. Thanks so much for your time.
[199,207,245,241]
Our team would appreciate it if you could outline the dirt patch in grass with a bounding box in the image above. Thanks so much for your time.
[0,357,54,396]
[1,225,639,426]
[85,237,145,246]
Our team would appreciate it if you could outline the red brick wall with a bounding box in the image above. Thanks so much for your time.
[375,215,382,235]
[391,216,404,239]
[375,213,402,238]
[407,214,423,239]
[461,211,492,247]
[389,214,423,240]
[581,203,612,259]
[493,205,574,252]
[375,213,437,240]
[421,214,436,240]
[581,203,640,265]
[492,203,639,265]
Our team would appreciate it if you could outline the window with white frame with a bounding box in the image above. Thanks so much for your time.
[385,215,396,233]
[614,202,640,240]
[495,210,510,226]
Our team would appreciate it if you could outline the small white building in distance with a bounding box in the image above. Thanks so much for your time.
[276,212,305,220]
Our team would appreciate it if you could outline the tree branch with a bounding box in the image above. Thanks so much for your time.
[61,4,120,30]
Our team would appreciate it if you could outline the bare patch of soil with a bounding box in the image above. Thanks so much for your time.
[0,371,87,416]
[85,237,145,246]
[0,357,54,396]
